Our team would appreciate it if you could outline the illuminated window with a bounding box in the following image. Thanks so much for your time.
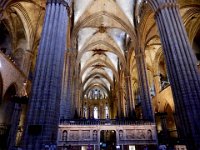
[105,106,109,119]
[83,106,87,118]
[94,107,98,119]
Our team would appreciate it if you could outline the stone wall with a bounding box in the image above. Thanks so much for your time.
[0,51,27,97]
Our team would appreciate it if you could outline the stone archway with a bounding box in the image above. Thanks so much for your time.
[164,104,177,138]
[100,130,116,149]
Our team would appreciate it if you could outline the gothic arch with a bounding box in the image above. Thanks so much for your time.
[182,5,200,43]
[84,84,109,97]
[77,40,126,69]
[71,11,136,48]
[1,0,44,9]
[80,59,119,81]
[10,3,33,50]
[164,103,176,132]
[158,98,173,113]
[82,72,113,89]
[153,47,163,75]
[3,83,17,102]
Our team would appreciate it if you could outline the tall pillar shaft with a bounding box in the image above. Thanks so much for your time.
[22,50,33,76]
[8,104,22,150]
[60,50,74,119]
[22,0,70,149]
[153,75,160,94]
[135,53,154,122]
[72,76,79,117]
[160,114,168,133]
[125,74,135,119]
[115,96,121,118]
[148,0,200,149]
[118,86,124,118]
[71,53,79,117]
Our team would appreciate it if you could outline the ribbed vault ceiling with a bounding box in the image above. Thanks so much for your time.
[73,0,135,98]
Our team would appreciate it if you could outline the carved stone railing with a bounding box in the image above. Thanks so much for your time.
[59,119,154,126]
[57,120,158,149]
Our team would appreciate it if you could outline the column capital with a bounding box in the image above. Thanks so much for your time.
[153,74,160,77]
[147,0,179,14]
[24,49,34,56]
[46,0,72,12]
[66,48,77,56]
[134,52,145,58]
[125,75,131,79]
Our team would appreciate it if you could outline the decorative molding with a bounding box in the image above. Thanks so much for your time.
[134,52,145,58]
[46,0,72,13]
[155,3,179,17]
[58,124,157,146]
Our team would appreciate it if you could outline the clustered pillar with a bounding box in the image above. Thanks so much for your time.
[22,0,71,149]
[60,50,74,120]
[135,52,154,122]
[148,0,200,149]
[8,104,22,150]
[125,73,135,119]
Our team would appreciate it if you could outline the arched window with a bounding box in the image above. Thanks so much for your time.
[62,130,67,141]
[83,106,87,118]
[94,89,98,99]
[105,106,109,119]
[94,107,98,119]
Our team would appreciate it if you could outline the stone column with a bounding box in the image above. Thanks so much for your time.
[114,97,120,118]
[147,0,200,149]
[125,73,135,119]
[88,105,91,119]
[156,112,168,144]
[99,105,103,119]
[22,0,71,149]
[60,50,73,119]
[71,52,79,117]
[8,104,22,150]
[118,86,124,118]
[22,50,33,76]
[160,113,168,133]
[72,76,79,118]
[153,74,160,94]
[135,52,154,122]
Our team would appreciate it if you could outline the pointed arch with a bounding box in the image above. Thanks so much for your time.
[72,11,136,48]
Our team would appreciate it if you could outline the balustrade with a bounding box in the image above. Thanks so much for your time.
[60,119,154,126]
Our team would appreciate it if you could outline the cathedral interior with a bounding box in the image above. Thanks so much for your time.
[0,0,200,150]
